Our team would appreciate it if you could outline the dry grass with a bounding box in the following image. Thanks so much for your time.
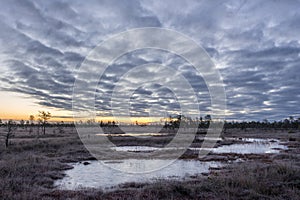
[36,162,300,200]
[212,162,300,200]
[0,128,299,199]
[0,153,71,199]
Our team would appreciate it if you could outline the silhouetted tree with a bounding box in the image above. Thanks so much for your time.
[4,120,17,148]
[86,119,95,125]
[25,120,30,130]
[20,119,25,129]
[28,115,35,134]
[204,115,212,121]
[204,115,212,127]
[57,121,65,134]
[29,115,35,125]
[38,111,51,135]
[37,118,42,137]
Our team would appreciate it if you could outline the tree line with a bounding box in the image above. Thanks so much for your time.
[1,112,299,148]
[0,111,53,148]
[163,115,300,130]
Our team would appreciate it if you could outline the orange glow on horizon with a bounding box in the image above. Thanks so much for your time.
[0,114,163,124]
[0,91,164,123]
[0,91,74,122]
[94,116,162,124]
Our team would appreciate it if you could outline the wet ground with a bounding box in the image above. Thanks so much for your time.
[55,137,287,190]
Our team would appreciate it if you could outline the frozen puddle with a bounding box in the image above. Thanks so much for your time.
[112,138,287,154]
[211,138,287,154]
[55,159,221,190]
[55,138,287,190]
[96,132,169,137]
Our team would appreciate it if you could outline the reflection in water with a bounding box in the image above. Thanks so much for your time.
[55,138,287,190]
[211,138,287,154]
[55,159,221,190]
[112,146,161,152]
[96,133,169,137]
[112,138,287,154]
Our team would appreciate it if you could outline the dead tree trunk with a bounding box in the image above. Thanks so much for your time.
[5,120,16,148]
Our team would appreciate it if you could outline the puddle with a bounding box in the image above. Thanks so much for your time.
[211,138,287,154]
[55,138,287,190]
[55,159,221,190]
[96,133,169,137]
[112,138,287,154]
[112,146,162,152]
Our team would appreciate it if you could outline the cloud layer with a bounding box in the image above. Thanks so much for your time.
[0,0,299,121]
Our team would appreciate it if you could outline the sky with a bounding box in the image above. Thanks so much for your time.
[0,0,300,122]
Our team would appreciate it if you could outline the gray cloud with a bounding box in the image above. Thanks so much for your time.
[0,0,299,121]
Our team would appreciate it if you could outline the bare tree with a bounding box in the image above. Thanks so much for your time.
[29,115,35,125]
[20,119,25,129]
[36,118,42,138]
[38,111,51,135]
[57,121,65,134]
[28,115,35,134]
[4,120,17,148]
[25,120,29,130]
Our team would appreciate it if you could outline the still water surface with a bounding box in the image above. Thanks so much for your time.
[55,138,287,190]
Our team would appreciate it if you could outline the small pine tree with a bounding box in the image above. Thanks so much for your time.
[38,111,51,135]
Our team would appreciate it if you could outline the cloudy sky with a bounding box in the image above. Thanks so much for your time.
[0,0,299,121]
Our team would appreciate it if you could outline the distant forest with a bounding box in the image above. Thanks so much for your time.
[0,114,299,130]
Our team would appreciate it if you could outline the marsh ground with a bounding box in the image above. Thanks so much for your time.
[0,127,299,199]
